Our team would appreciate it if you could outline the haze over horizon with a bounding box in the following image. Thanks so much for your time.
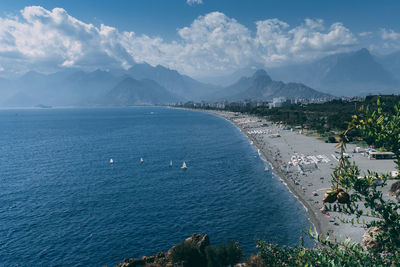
[1,0,400,79]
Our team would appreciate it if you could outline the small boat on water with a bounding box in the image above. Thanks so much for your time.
[110,158,114,164]
[181,161,187,170]
[169,160,173,167]
[140,157,144,164]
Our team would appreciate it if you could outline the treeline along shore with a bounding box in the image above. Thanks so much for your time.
[176,95,400,142]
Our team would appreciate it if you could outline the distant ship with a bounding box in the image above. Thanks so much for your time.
[169,160,173,167]
[181,161,187,170]
[140,157,144,164]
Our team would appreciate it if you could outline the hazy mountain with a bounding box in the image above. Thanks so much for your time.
[198,63,265,87]
[377,50,400,81]
[0,77,14,102]
[2,91,36,107]
[0,64,220,106]
[1,70,121,106]
[320,48,396,84]
[215,69,329,101]
[60,69,120,104]
[268,48,399,96]
[102,77,177,106]
[125,63,219,100]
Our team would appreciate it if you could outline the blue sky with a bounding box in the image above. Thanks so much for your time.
[1,0,399,39]
[0,0,399,77]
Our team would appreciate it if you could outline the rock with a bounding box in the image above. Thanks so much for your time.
[115,234,245,267]
[115,252,168,267]
[362,226,385,251]
[167,233,210,257]
[115,258,145,267]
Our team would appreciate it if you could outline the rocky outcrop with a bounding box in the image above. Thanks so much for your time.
[116,252,169,267]
[115,234,210,267]
[168,233,210,257]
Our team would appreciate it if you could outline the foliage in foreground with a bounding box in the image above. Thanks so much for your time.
[256,239,399,267]
[253,98,400,266]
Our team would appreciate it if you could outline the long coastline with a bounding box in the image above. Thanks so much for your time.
[179,107,398,245]
[200,109,324,239]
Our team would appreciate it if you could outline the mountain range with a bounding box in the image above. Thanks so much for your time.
[102,77,178,106]
[1,48,400,107]
[267,48,400,96]
[0,64,214,107]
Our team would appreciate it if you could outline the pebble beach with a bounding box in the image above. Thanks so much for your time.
[202,109,398,245]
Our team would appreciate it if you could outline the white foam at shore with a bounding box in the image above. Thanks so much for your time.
[207,111,318,235]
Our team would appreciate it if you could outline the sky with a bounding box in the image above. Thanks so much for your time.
[0,0,400,78]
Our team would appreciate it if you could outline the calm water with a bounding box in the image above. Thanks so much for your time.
[0,107,311,266]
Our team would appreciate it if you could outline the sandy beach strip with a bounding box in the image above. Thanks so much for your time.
[191,108,398,245]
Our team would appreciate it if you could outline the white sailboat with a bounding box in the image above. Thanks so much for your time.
[169,160,173,167]
[181,161,187,170]
[140,157,144,164]
[110,158,114,164]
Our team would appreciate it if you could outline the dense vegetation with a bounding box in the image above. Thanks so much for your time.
[182,95,400,139]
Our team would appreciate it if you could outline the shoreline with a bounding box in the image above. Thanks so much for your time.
[199,109,323,239]
[179,107,398,245]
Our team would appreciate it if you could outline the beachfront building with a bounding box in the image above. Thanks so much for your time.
[369,151,395,160]
[268,97,288,109]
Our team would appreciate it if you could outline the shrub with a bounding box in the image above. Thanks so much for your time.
[256,239,400,266]
[205,241,243,267]
[327,135,336,143]
[169,241,207,267]
[168,237,243,267]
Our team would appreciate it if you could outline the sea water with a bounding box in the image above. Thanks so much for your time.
[0,107,312,266]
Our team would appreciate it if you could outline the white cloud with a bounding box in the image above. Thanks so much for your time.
[254,18,357,65]
[359,31,372,37]
[186,0,203,6]
[0,6,134,73]
[381,28,400,41]
[378,29,400,51]
[0,6,358,77]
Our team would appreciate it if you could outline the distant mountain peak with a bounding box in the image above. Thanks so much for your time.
[253,69,270,79]
[104,75,177,105]
[355,47,371,55]
[216,69,329,101]
[251,69,272,86]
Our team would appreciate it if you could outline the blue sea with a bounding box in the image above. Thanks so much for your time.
[0,107,312,266]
